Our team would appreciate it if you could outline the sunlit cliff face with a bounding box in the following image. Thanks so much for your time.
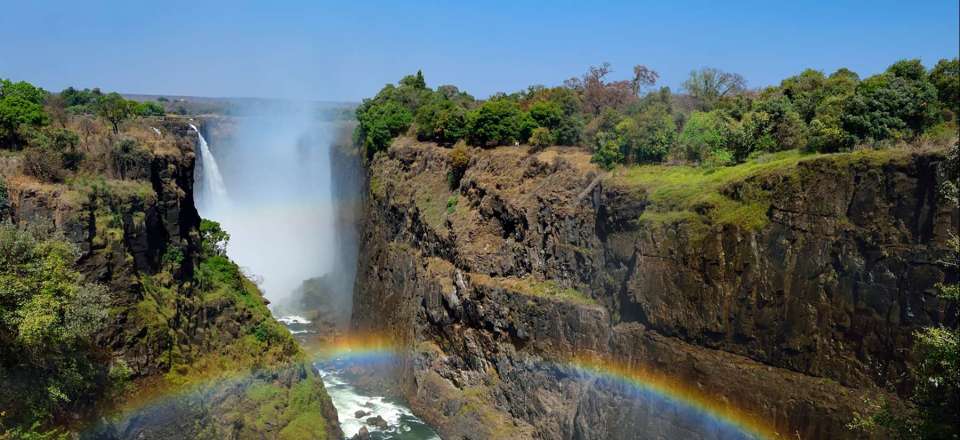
[195,102,338,306]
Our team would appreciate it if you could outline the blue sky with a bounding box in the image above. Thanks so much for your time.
[1,0,957,102]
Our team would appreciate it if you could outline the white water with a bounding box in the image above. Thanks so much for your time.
[190,124,228,213]
[318,368,441,440]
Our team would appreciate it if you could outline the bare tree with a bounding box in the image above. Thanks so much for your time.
[683,67,746,110]
[631,65,659,96]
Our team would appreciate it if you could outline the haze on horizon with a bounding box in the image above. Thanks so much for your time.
[1,0,957,102]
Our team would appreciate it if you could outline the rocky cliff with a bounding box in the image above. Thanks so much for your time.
[350,139,958,439]
[3,118,341,439]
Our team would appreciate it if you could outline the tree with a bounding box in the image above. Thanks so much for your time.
[135,101,165,117]
[929,58,959,120]
[616,104,676,163]
[200,219,230,256]
[780,69,827,122]
[96,93,134,134]
[677,111,733,163]
[465,99,532,147]
[529,127,554,151]
[356,100,413,157]
[733,96,808,160]
[683,67,746,111]
[591,131,623,170]
[0,79,49,149]
[573,63,637,115]
[842,70,940,142]
[631,65,659,96]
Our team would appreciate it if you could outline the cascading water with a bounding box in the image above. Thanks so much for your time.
[190,124,228,214]
[192,109,439,440]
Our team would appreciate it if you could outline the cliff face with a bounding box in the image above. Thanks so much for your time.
[3,118,341,439]
[351,140,958,439]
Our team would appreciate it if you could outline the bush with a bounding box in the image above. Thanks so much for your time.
[135,101,165,117]
[677,111,733,163]
[22,146,66,182]
[529,127,553,151]
[616,104,676,163]
[842,69,941,142]
[591,131,623,170]
[200,219,230,257]
[465,99,533,147]
[448,143,471,188]
[0,223,111,430]
[356,101,413,158]
[0,175,9,221]
[1,79,49,149]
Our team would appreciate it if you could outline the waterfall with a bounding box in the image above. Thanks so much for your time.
[190,123,228,214]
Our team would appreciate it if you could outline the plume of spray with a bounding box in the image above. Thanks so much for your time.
[192,101,357,318]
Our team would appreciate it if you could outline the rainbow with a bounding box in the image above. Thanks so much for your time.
[303,334,782,439]
[85,332,782,440]
[566,354,782,440]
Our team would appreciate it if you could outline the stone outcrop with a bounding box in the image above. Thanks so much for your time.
[350,140,958,439]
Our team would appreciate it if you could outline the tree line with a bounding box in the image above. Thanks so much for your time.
[354,58,959,167]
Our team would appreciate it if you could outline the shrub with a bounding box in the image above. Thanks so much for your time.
[465,99,531,147]
[0,223,111,430]
[0,79,49,149]
[677,111,733,163]
[135,101,165,117]
[0,175,9,221]
[200,219,230,257]
[842,69,941,142]
[448,143,471,188]
[591,131,623,170]
[529,127,553,151]
[356,101,413,158]
[22,146,65,182]
[616,104,676,163]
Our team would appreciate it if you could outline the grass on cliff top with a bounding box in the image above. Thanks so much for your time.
[475,274,597,306]
[610,148,912,231]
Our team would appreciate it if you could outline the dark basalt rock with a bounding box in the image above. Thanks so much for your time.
[349,142,958,439]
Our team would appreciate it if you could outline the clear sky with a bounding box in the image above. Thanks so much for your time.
[1,0,957,102]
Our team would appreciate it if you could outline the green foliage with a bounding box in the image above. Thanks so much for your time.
[780,69,828,122]
[591,131,623,170]
[200,219,230,257]
[134,101,165,117]
[0,79,50,149]
[677,111,733,163]
[96,93,135,134]
[356,100,413,157]
[465,98,532,147]
[415,97,467,145]
[59,87,102,114]
[529,127,553,151]
[842,63,941,142]
[0,223,111,431]
[929,58,959,120]
[615,103,676,163]
[732,95,807,160]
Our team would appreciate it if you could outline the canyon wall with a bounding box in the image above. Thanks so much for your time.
[350,140,958,439]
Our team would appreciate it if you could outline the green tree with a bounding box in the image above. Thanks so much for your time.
[842,70,940,142]
[0,79,50,149]
[591,131,623,170]
[615,104,676,163]
[0,223,110,432]
[356,101,413,158]
[135,101,165,117]
[929,58,959,120]
[96,93,134,134]
[465,99,530,147]
[677,111,732,163]
[529,127,554,151]
[733,96,807,160]
[200,219,230,257]
[780,69,828,122]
